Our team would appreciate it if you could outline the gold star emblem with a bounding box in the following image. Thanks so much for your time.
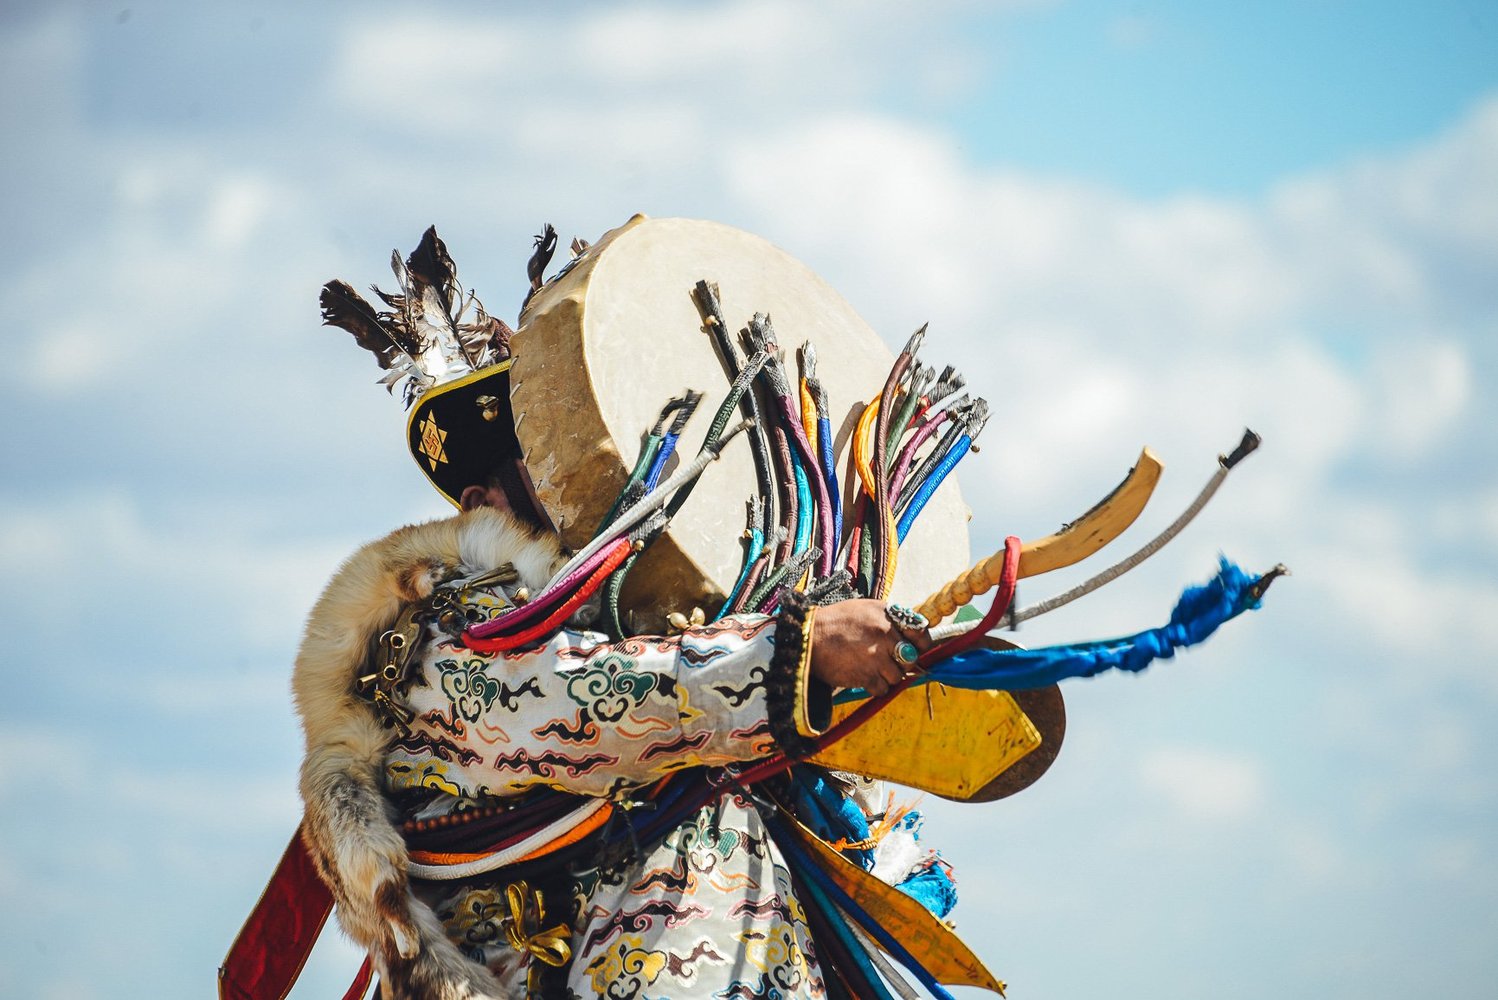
[417,412,449,469]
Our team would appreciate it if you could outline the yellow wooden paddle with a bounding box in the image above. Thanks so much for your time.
[917,447,1163,622]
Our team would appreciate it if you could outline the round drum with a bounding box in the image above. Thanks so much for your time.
[512,215,970,629]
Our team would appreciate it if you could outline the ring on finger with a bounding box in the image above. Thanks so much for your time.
[884,604,929,635]
[891,640,921,668]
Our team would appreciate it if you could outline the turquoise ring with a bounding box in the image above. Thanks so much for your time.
[893,640,920,667]
[885,604,929,634]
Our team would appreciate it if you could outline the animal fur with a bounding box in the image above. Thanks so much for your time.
[293,507,568,999]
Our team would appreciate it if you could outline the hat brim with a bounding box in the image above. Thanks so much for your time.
[405,361,529,513]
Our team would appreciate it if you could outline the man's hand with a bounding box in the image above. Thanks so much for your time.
[808,599,934,697]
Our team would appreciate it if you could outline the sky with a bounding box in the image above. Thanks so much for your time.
[1,1,1495,997]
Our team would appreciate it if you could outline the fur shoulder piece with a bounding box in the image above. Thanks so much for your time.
[293,507,566,999]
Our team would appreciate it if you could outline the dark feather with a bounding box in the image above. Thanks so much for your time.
[405,227,458,359]
[371,285,404,310]
[326,226,514,402]
[319,280,402,370]
[405,226,456,314]
[527,223,558,290]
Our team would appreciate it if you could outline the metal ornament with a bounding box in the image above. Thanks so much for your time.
[892,640,921,668]
[884,604,929,635]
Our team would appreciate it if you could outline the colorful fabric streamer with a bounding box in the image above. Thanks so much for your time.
[925,557,1268,691]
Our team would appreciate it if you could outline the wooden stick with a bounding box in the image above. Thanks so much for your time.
[916,447,1163,622]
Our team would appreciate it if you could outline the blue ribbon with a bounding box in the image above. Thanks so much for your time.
[768,816,958,1000]
[714,524,764,621]
[787,768,875,870]
[896,859,958,919]
[927,557,1267,691]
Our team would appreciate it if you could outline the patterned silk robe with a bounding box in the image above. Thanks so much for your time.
[387,586,830,999]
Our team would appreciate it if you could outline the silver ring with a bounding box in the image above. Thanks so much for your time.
[885,604,929,634]
[892,640,920,667]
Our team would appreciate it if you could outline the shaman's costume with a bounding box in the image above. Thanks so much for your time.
[223,217,1280,1000]
[295,505,867,997]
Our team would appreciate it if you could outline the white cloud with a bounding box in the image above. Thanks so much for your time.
[203,174,276,249]
[1309,541,1498,678]
[1276,818,1350,883]
[1268,96,1498,326]
[30,323,118,388]
[1138,746,1269,821]
[39,978,101,1000]
[325,0,994,145]
[574,1,816,85]
[328,17,534,128]
[0,491,350,645]
[0,725,90,804]
[0,10,82,132]
[1418,835,1483,880]
[10,156,321,398]
[2,6,1495,998]
[1367,338,1472,456]
[1478,490,1498,549]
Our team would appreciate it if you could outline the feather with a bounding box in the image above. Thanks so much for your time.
[364,283,425,366]
[455,298,513,368]
[386,251,448,381]
[403,227,462,368]
[406,227,510,370]
[319,280,408,372]
[405,226,457,312]
[325,227,514,405]
[527,223,558,290]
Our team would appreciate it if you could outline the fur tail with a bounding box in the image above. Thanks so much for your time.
[293,508,568,999]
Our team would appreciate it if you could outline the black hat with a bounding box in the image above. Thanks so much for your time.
[320,227,557,521]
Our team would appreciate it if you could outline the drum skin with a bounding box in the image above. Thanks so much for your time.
[512,215,970,630]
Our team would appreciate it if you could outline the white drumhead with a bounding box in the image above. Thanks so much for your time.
[514,215,970,626]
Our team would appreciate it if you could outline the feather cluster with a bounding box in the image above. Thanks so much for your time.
[320,227,514,406]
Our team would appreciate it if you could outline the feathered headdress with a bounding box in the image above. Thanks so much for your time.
[319,226,517,406]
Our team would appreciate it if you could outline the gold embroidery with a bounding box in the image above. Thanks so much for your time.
[418,412,449,469]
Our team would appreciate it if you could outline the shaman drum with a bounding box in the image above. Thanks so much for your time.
[511,215,971,630]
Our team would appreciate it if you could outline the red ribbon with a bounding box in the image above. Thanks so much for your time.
[220,825,375,1000]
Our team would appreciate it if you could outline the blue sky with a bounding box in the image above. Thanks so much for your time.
[945,0,1498,195]
[2,2,1495,998]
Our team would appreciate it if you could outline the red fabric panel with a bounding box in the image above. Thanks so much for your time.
[219,824,336,1000]
[340,957,374,1000]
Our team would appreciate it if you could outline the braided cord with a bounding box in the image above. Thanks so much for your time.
[715,521,764,620]
[596,434,660,535]
[663,352,769,521]
[897,435,971,543]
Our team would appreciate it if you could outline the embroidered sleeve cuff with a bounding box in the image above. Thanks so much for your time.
[766,593,832,757]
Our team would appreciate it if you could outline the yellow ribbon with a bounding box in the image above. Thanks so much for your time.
[852,397,900,598]
[503,881,572,971]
